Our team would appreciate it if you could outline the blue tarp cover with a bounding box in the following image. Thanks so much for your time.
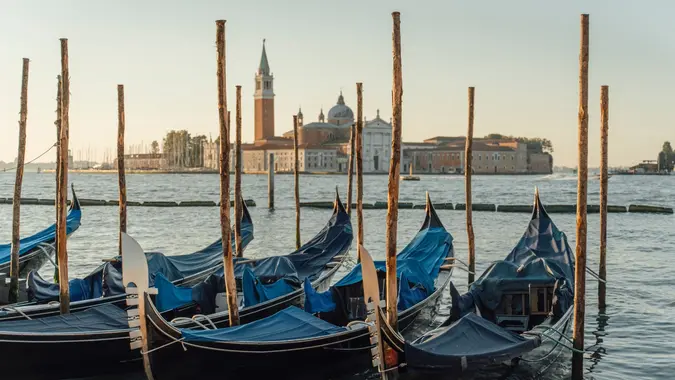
[26,214,253,303]
[141,204,352,313]
[0,206,82,265]
[405,312,540,368]
[181,306,346,343]
[453,199,575,318]
[305,225,452,313]
[242,266,296,307]
[155,272,193,312]
[0,304,128,334]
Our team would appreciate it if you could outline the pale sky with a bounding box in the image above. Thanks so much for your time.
[1,0,673,167]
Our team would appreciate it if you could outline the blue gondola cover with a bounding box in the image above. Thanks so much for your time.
[405,312,540,368]
[0,206,82,265]
[305,225,452,313]
[26,214,253,303]
[0,304,128,333]
[181,306,345,343]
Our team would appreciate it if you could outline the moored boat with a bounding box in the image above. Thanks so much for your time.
[141,194,453,379]
[378,188,575,378]
[0,197,254,321]
[0,185,82,282]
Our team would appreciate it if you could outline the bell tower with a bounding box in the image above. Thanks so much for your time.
[254,39,275,141]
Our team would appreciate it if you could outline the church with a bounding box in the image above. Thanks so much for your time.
[203,40,393,174]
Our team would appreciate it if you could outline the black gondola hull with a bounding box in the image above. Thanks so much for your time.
[0,331,136,380]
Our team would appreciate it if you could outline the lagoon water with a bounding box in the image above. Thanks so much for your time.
[0,172,673,379]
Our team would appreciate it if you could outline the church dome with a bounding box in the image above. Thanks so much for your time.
[327,91,354,126]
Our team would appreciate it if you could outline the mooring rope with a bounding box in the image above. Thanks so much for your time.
[0,306,32,320]
[585,266,607,283]
[2,142,57,172]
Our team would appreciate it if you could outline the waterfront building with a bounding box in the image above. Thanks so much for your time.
[112,153,166,170]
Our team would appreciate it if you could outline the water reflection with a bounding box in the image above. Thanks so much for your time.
[586,309,610,378]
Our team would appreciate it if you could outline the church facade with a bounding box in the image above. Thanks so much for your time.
[204,40,395,174]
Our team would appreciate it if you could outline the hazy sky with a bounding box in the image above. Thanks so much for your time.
[1,0,673,167]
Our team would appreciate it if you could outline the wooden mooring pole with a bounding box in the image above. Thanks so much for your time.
[355,83,364,261]
[117,84,127,257]
[216,19,239,326]
[268,153,275,209]
[598,85,609,309]
[572,13,590,380]
[54,75,62,283]
[8,58,30,304]
[293,115,301,249]
[57,38,71,314]
[234,86,243,257]
[465,87,476,285]
[382,11,403,376]
[346,124,355,216]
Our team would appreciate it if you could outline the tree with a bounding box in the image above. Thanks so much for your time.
[151,140,159,154]
[483,134,554,153]
[662,141,674,172]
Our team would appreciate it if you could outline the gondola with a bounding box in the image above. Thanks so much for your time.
[378,189,575,378]
[0,191,351,380]
[141,194,453,379]
[0,185,81,279]
[0,197,254,321]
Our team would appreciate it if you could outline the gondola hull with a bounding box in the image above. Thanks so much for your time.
[0,331,137,380]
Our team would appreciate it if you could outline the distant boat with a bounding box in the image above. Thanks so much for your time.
[402,165,420,181]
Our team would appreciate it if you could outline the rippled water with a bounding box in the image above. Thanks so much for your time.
[0,172,673,379]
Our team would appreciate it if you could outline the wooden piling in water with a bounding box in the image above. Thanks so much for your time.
[386,10,403,332]
[54,75,62,283]
[8,58,29,304]
[382,12,403,377]
[293,115,301,249]
[465,87,476,285]
[355,84,364,261]
[216,20,239,326]
[599,85,609,308]
[572,14,589,380]
[268,153,275,210]
[347,124,355,216]
[117,84,127,257]
[234,86,243,257]
[57,39,71,314]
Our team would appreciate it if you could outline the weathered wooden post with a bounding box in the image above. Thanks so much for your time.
[465,87,476,285]
[355,84,364,261]
[8,58,30,304]
[598,85,609,309]
[54,75,62,283]
[382,12,404,377]
[117,84,127,257]
[346,124,355,215]
[293,115,301,249]
[572,13,590,380]
[234,86,243,257]
[57,38,71,314]
[268,153,275,209]
[216,19,239,326]
[386,9,403,333]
